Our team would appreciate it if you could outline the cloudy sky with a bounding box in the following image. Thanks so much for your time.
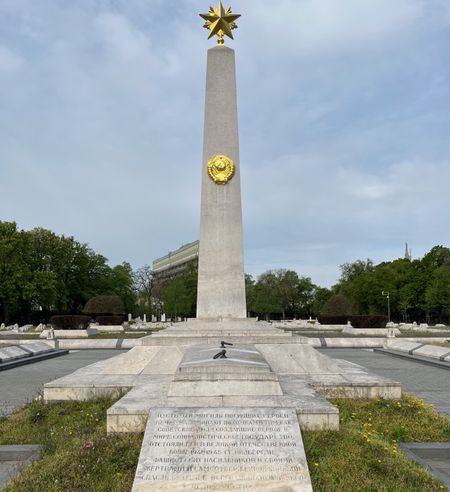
[1,0,449,287]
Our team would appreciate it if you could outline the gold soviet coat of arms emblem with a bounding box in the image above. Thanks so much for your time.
[207,154,235,185]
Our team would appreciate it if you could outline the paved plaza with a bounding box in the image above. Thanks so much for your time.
[321,348,450,416]
[0,349,126,416]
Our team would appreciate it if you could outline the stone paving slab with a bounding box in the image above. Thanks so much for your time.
[386,340,450,362]
[320,348,450,416]
[0,445,41,489]
[0,350,127,416]
[399,443,450,490]
[0,346,30,363]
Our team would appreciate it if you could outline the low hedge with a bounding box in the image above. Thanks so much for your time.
[318,315,388,328]
[50,315,91,330]
[96,315,125,325]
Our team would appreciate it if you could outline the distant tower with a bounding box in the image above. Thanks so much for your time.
[404,242,412,260]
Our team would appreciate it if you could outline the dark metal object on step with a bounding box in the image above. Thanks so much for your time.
[213,350,227,359]
[220,341,233,348]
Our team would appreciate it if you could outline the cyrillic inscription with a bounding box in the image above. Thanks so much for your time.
[133,407,311,491]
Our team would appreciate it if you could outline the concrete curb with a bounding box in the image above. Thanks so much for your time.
[374,348,450,371]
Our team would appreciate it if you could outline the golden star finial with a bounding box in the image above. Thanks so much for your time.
[199,2,241,45]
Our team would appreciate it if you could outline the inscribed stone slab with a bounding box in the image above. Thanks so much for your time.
[133,407,312,491]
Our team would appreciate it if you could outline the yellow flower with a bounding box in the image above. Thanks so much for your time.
[314,463,320,467]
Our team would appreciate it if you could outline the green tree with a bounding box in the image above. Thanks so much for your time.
[312,287,333,317]
[424,266,450,323]
[161,278,191,319]
[296,276,317,318]
[250,269,318,320]
[83,295,125,315]
[0,221,137,322]
[133,265,154,318]
[159,260,198,319]
[245,274,256,314]
[321,294,354,316]
[0,222,33,322]
[106,262,136,314]
[252,271,283,320]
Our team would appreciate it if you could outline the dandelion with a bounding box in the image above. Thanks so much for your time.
[314,463,320,467]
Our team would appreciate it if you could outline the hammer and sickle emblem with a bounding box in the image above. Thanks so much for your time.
[207,154,235,185]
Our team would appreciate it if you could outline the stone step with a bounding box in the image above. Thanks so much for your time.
[106,381,339,434]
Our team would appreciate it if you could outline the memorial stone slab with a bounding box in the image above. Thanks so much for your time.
[133,407,312,491]
[0,346,30,363]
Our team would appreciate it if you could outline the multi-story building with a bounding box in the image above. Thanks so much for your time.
[152,240,199,282]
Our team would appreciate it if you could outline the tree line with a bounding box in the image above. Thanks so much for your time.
[1,221,449,324]
[157,246,450,324]
[335,246,450,324]
[0,222,135,323]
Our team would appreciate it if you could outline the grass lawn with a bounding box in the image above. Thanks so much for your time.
[0,396,142,492]
[0,334,40,340]
[304,394,450,491]
[430,342,450,348]
[299,331,450,338]
[88,332,154,339]
[1,394,448,491]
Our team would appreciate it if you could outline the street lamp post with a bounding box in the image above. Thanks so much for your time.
[382,291,391,322]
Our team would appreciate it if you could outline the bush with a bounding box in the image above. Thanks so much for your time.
[83,295,125,315]
[96,315,125,325]
[318,315,388,328]
[320,294,354,316]
[50,315,91,330]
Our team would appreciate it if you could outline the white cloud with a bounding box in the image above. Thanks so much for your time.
[0,0,449,286]
[241,0,427,60]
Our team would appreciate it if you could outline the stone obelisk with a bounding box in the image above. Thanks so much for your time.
[196,5,246,319]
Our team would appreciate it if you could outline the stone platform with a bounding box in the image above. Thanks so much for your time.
[44,340,400,434]
[43,322,401,491]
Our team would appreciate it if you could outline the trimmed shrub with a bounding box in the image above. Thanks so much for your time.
[50,315,91,330]
[318,315,388,328]
[96,315,125,326]
[83,295,125,315]
[320,294,354,316]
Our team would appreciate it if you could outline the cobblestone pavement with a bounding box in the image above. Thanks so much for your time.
[0,349,126,416]
[320,348,450,416]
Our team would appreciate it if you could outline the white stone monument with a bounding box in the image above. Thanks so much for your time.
[196,40,246,319]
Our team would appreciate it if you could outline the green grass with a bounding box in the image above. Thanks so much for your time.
[0,333,40,339]
[397,331,450,338]
[0,396,142,492]
[88,332,153,339]
[1,393,449,491]
[430,342,450,348]
[299,331,450,338]
[304,394,450,491]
